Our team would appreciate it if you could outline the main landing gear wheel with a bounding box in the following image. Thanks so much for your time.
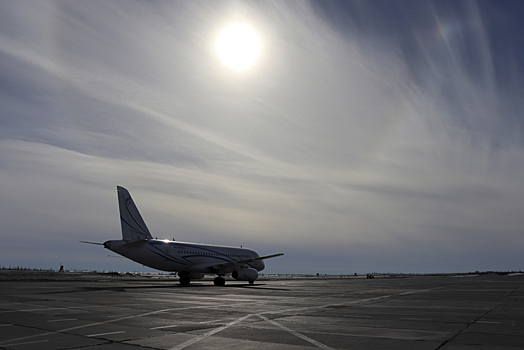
[214,277,226,286]
[248,281,254,285]
[179,277,190,285]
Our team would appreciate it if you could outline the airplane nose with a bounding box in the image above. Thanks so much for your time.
[104,241,111,249]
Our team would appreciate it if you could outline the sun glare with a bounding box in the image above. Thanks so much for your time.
[216,23,261,71]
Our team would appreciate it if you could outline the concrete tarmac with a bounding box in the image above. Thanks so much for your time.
[0,274,522,349]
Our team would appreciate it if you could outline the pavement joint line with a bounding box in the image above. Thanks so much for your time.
[434,285,522,350]
[0,287,434,347]
[258,314,336,350]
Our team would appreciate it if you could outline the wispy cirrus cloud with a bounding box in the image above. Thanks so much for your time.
[1,1,523,273]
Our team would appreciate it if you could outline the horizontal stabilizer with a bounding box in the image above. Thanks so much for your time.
[80,241,104,245]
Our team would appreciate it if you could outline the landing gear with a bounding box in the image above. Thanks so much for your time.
[248,281,254,285]
[179,276,190,285]
[214,277,226,286]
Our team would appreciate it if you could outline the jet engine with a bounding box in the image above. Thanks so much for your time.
[231,268,258,282]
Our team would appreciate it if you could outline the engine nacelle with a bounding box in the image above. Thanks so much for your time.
[231,268,258,282]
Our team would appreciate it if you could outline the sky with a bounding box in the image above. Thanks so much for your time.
[1,0,524,274]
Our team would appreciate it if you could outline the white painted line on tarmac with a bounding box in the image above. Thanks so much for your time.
[87,331,125,337]
[0,287,436,348]
[16,307,69,312]
[2,339,49,347]
[259,314,336,350]
[0,323,13,327]
[0,303,247,346]
[166,288,436,350]
[47,318,78,323]
[399,317,432,321]
[477,321,500,324]
[168,314,253,350]
[150,324,178,330]
[0,304,108,314]
[199,318,234,324]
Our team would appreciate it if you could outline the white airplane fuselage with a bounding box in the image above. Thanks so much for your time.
[104,239,265,274]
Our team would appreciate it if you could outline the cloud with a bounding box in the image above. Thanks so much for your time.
[1,1,523,272]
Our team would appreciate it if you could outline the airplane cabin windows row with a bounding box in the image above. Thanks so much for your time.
[176,250,251,259]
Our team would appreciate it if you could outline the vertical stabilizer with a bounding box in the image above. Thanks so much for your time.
[117,186,153,241]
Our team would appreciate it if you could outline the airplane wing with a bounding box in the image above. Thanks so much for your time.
[215,253,284,269]
[188,253,284,273]
[254,253,285,260]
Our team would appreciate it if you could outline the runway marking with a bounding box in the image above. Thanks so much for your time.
[199,318,234,324]
[87,331,125,337]
[0,304,110,314]
[476,321,500,324]
[0,323,13,327]
[47,318,78,323]
[258,314,336,350]
[168,314,253,350]
[0,302,256,346]
[399,317,432,321]
[0,303,140,315]
[0,287,434,348]
[150,324,178,330]
[2,339,49,346]
[166,289,436,350]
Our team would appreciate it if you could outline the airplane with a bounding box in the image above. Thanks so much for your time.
[82,186,283,286]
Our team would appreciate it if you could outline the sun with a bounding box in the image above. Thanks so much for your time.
[216,23,261,71]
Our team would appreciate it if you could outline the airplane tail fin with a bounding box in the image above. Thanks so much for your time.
[117,186,153,241]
